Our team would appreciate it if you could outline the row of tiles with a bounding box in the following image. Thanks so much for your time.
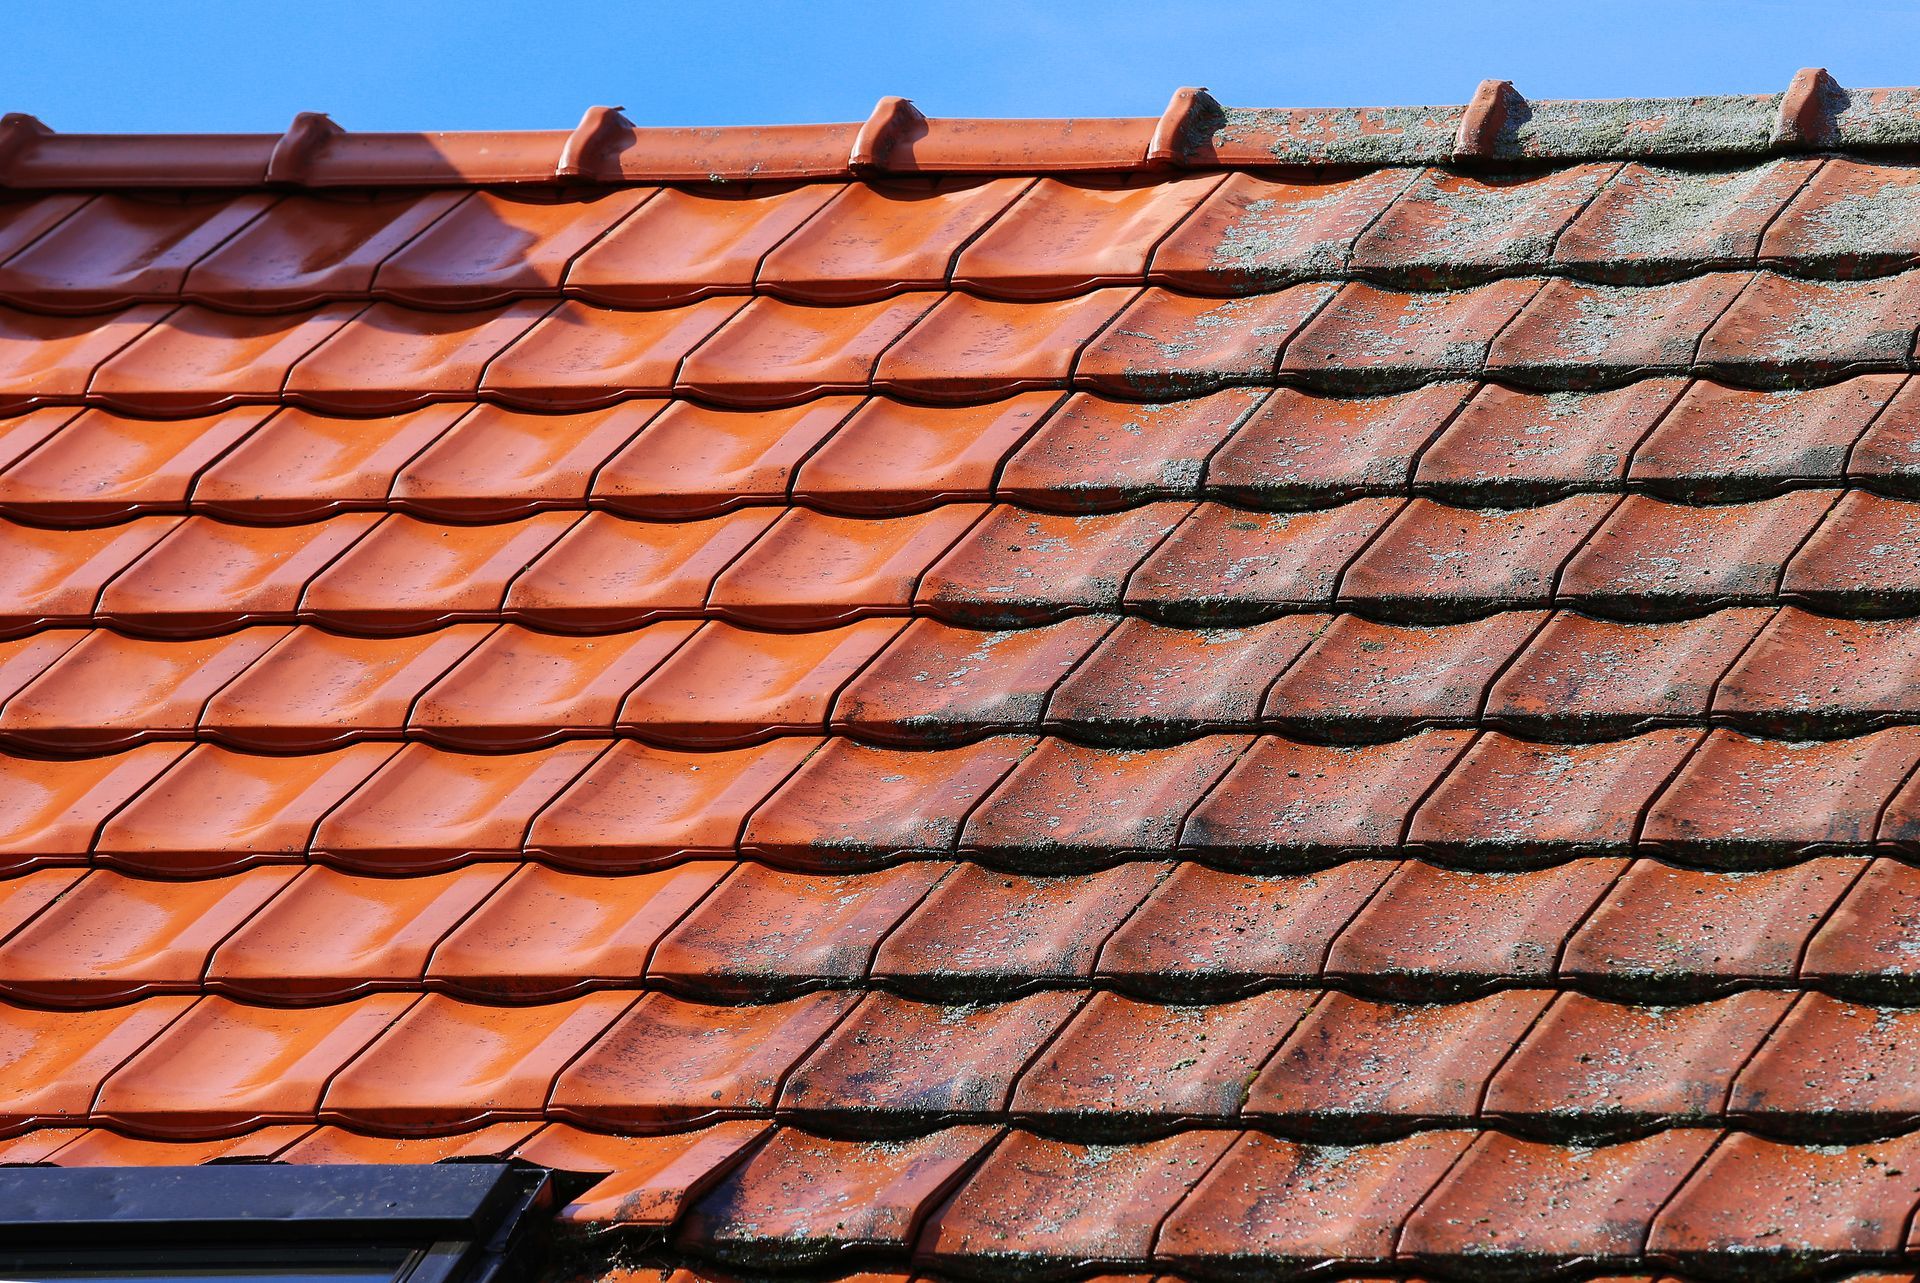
[0,853,1909,1003]
[9,723,1920,875]
[6,606,1920,754]
[12,375,1920,528]
[1,158,1916,316]
[6,985,1917,1142]
[5,1118,1918,1275]
[9,489,1920,639]
[14,266,1920,418]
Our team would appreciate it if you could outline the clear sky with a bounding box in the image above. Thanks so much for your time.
[12,0,1911,132]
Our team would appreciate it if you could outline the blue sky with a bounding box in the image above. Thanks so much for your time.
[12,0,1901,131]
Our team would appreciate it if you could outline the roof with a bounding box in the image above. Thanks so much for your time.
[2,65,1920,1280]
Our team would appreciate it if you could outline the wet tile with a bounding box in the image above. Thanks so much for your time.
[426,861,727,1000]
[1487,990,1794,1130]
[1404,1130,1719,1267]
[1338,494,1620,621]
[517,1120,771,1226]
[0,1127,88,1163]
[1182,731,1473,861]
[526,738,814,869]
[1729,994,1920,1133]
[299,512,579,632]
[89,305,363,415]
[680,294,938,406]
[791,393,1060,515]
[1265,611,1543,738]
[566,183,840,307]
[0,407,82,475]
[550,991,856,1128]
[94,994,416,1137]
[1013,990,1312,1129]
[98,514,381,635]
[917,1130,1235,1274]
[744,737,1032,864]
[1416,380,1686,503]
[1555,159,1817,281]
[1802,859,1920,996]
[1643,728,1920,860]
[371,189,649,306]
[593,398,859,518]
[94,743,397,876]
[0,407,272,523]
[0,867,85,942]
[681,1125,995,1264]
[1698,270,1920,379]
[1207,384,1471,508]
[1559,490,1839,617]
[1076,284,1338,398]
[620,619,902,747]
[1247,989,1551,1132]
[391,401,663,518]
[183,192,468,310]
[1097,863,1398,997]
[873,290,1134,402]
[1487,274,1750,385]
[997,389,1264,512]
[923,505,1187,626]
[1630,377,1900,499]
[1158,1130,1473,1276]
[191,404,468,522]
[480,298,745,410]
[283,300,553,413]
[832,617,1113,745]
[781,990,1083,1130]
[1327,860,1627,996]
[0,997,191,1131]
[961,737,1249,861]
[505,510,778,631]
[1649,1132,1920,1264]
[0,193,273,309]
[758,177,1031,302]
[413,622,699,749]
[0,629,86,707]
[1149,168,1419,291]
[650,862,948,996]
[0,745,186,871]
[712,505,986,627]
[952,174,1223,298]
[1281,279,1544,390]
[873,862,1166,997]
[1783,489,1920,614]
[1761,157,1920,276]
[1561,858,1863,991]
[1,627,284,751]
[1132,500,1406,624]
[0,306,170,412]
[321,991,632,1133]
[0,866,294,1005]
[1359,165,1618,284]
[201,625,494,750]
[1489,608,1774,737]
[1411,729,1705,859]
[310,740,607,872]
[207,864,510,1001]
[0,516,177,634]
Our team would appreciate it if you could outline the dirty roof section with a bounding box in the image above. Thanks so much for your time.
[7,68,1920,1280]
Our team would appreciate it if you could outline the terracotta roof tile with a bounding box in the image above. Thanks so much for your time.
[1760,156,1920,276]
[1350,164,1619,286]
[997,389,1261,512]
[1126,499,1402,622]
[189,404,467,521]
[1206,384,1470,507]
[1630,376,1900,499]
[1075,283,1338,398]
[1801,858,1920,997]
[0,998,192,1132]
[1487,274,1749,384]
[564,185,839,307]
[1415,379,1685,503]
[1554,159,1818,282]
[792,392,1059,514]
[481,298,744,410]
[1050,616,1322,740]
[283,300,552,413]
[90,305,361,415]
[0,407,272,524]
[0,305,171,411]
[591,397,860,518]
[369,190,650,308]
[0,193,275,311]
[1281,278,1544,389]
[1147,168,1420,292]
[0,744,186,871]
[390,401,663,518]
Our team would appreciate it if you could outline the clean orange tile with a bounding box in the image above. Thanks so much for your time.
[0,407,271,524]
[0,998,193,1132]
[299,512,579,632]
[873,289,1134,402]
[190,404,470,523]
[0,629,86,706]
[0,867,85,941]
[283,300,553,413]
[208,864,511,1001]
[201,625,494,750]
[0,193,274,309]
[182,191,467,310]
[88,305,363,415]
[411,622,699,749]
[96,994,417,1137]
[0,745,186,872]
[791,393,1061,514]
[391,401,664,518]
[311,740,607,872]
[1076,284,1338,397]
[41,1127,311,1166]
[321,991,633,1134]
[515,1120,770,1226]
[277,1121,538,1164]
[592,398,860,518]
[709,506,985,627]
[504,510,778,631]
[428,862,727,1000]
[952,174,1224,298]
[0,516,178,633]
[678,293,939,406]
[0,305,169,412]
[93,743,398,876]
[371,189,650,307]
[481,298,745,410]
[619,619,903,746]
[0,407,83,475]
